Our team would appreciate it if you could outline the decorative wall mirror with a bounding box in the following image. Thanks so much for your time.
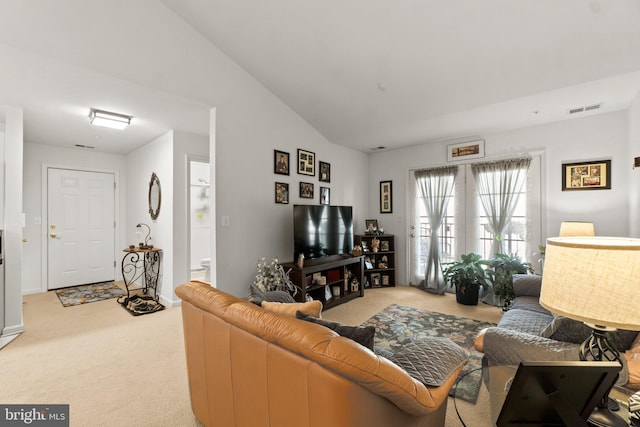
[149,172,161,220]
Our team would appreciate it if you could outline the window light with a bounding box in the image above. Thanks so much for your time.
[88,108,132,130]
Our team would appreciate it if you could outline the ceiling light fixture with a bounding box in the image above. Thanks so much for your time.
[88,108,132,130]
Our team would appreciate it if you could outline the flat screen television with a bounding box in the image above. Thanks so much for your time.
[496,361,620,427]
[293,205,353,261]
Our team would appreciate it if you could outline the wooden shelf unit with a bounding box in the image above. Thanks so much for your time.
[355,234,396,288]
[281,254,364,310]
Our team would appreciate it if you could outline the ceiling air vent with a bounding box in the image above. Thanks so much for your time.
[569,103,602,115]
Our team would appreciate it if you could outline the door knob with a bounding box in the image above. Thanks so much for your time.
[50,232,57,238]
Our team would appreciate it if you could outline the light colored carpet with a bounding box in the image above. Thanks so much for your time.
[0,283,501,426]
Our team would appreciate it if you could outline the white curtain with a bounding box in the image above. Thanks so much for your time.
[472,157,531,304]
[415,166,458,294]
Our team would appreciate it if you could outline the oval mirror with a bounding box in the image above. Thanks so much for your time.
[148,172,161,220]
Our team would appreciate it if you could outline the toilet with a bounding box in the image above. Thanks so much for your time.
[200,258,211,282]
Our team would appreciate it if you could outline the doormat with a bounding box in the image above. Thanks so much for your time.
[119,295,165,316]
[55,281,125,307]
[360,304,496,404]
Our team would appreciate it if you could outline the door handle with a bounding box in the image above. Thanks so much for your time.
[50,232,57,238]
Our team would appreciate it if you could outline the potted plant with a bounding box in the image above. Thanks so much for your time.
[442,252,491,305]
[487,253,533,311]
[249,257,301,304]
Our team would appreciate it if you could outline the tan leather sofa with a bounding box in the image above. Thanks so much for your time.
[176,281,463,427]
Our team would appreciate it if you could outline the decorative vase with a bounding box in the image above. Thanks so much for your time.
[297,254,304,268]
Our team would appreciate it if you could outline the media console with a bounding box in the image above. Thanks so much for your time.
[280,254,364,310]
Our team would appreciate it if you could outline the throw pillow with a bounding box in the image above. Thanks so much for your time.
[389,338,469,387]
[541,316,638,350]
[295,311,375,351]
[263,291,296,303]
[540,316,592,344]
[261,300,322,318]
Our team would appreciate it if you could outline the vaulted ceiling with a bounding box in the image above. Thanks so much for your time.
[1,0,639,154]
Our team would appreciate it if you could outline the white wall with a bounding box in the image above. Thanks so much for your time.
[216,127,369,298]
[369,110,630,284]
[189,159,210,269]
[125,132,173,304]
[22,143,127,294]
[172,131,208,302]
[629,92,640,238]
[1,106,24,337]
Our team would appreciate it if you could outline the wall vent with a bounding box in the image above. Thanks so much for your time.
[569,103,602,115]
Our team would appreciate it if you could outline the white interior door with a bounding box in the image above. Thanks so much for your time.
[47,168,115,290]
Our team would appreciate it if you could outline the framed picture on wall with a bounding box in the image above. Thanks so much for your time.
[275,182,289,204]
[297,149,315,176]
[380,180,392,213]
[447,140,485,162]
[300,182,314,199]
[562,159,611,191]
[319,161,331,182]
[274,150,290,175]
[320,187,330,205]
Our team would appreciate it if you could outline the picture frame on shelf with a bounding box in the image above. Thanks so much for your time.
[380,180,392,213]
[561,159,611,191]
[297,149,315,176]
[371,273,382,288]
[320,186,330,205]
[382,275,390,286]
[319,161,331,182]
[365,219,379,234]
[447,139,485,162]
[380,240,389,251]
[275,182,289,204]
[274,150,290,175]
[300,182,314,199]
[364,257,374,269]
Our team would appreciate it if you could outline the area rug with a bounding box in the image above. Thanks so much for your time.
[361,304,496,404]
[55,281,125,307]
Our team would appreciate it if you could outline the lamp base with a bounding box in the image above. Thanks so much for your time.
[587,406,627,427]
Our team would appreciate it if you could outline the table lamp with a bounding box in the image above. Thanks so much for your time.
[540,236,640,427]
[559,221,595,237]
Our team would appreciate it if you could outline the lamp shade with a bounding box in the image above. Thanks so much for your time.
[540,236,640,331]
[558,221,595,237]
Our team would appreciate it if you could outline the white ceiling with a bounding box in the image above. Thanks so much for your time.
[1,0,640,154]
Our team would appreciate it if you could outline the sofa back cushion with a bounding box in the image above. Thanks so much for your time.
[512,274,542,297]
[541,316,639,351]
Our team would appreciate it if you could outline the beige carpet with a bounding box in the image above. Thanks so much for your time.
[0,283,502,427]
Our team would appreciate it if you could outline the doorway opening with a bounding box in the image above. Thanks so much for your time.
[189,160,211,281]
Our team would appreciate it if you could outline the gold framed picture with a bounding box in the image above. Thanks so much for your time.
[562,160,611,191]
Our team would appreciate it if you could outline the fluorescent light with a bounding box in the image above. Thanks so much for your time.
[88,108,132,129]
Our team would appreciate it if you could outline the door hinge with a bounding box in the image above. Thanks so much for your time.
[114,260,116,268]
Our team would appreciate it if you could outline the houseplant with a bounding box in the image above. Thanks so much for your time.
[249,257,301,304]
[442,252,491,305]
[486,253,533,311]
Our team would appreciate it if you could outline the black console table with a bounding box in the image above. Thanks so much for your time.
[119,247,162,302]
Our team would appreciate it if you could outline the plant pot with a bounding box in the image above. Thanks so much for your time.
[455,284,480,305]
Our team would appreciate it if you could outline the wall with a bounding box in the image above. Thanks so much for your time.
[216,126,369,298]
[171,131,209,303]
[125,132,173,304]
[369,110,629,284]
[22,143,127,294]
[1,106,24,337]
[629,91,640,238]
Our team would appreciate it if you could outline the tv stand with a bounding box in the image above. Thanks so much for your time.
[281,255,364,310]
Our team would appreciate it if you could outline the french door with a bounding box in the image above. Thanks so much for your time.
[409,156,542,286]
